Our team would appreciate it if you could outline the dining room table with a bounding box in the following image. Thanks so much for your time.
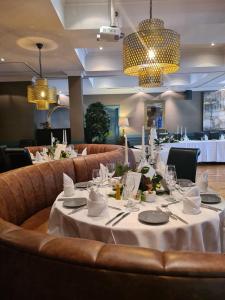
[48,184,225,253]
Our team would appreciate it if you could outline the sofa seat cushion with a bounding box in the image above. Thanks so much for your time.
[20,206,52,233]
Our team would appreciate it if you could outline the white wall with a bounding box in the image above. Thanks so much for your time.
[84,91,202,136]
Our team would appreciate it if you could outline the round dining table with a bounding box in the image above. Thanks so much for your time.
[48,187,225,253]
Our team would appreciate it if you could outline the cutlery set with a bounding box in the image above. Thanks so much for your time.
[105,212,130,226]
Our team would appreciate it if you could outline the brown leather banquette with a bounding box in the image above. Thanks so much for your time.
[0,144,225,300]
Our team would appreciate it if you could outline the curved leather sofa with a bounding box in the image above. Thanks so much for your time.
[0,144,225,299]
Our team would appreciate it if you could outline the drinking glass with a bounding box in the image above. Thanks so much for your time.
[106,162,115,184]
[123,175,139,212]
[165,165,177,201]
[92,169,101,187]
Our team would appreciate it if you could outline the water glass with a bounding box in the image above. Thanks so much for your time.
[92,169,101,186]
[165,165,177,201]
[106,162,115,183]
[123,174,139,212]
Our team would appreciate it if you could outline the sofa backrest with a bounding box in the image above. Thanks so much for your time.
[1,218,225,299]
[0,145,135,225]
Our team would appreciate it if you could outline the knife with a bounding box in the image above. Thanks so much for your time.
[112,212,130,226]
[201,204,222,212]
[108,205,122,211]
[105,212,125,225]
[170,212,188,224]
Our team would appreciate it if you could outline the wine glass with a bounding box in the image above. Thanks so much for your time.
[92,169,101,187]
[106,162,115,184]
[165,165,177,201]
[123,174,139,212]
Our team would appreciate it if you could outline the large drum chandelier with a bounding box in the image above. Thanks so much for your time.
[139,67,162,88]
[27,43,57,110]
[123,0,180,86]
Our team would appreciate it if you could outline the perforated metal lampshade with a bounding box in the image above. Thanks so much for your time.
[27,78,57,105]
[139,67,163,88]
[27,43,57,110]
[123,17,180,78]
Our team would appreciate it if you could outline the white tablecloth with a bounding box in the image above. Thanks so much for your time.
[48,187,225,253]
[133,140,225,163]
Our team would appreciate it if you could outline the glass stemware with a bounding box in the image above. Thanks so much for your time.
[123,174,139,212]
[92,169,101,187]
[106,162,115,184]
[165,165,177,201]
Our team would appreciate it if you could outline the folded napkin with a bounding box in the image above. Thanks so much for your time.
[100,163,108,182]
[183,135,189,141]
[197,171,208,192]
[29,152,34,160]
[220,134,225,140]
[183,186,201,215]
[42,147,48,155]
[156,159,166,177]
[204,134,208,141]
[70,150,78,158]
[63,173,75,197]
[87,187,108,217]
[137,160,155,178]
[35,151,42,162]
[81,147,87,156]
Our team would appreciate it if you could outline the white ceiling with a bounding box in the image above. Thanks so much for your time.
[0,0,225,94]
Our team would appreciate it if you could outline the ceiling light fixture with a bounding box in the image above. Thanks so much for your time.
[211,42,215,46]
[27,43,57,110]
[139,68,162,88]
[123,0,180,87]
[99,46,103,50]
[0,58,5,62]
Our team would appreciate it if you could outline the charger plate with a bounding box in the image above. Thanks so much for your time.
[201,193,221,204]
[138,210,169,225]
[63,198,87,208]
[178,179,195,187]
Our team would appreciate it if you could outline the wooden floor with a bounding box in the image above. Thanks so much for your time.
[197,164,225,198]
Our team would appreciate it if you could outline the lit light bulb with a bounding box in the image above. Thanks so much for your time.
[148,49,155,60]
[40,90,46,98]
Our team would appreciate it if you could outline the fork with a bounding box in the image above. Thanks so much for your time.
[166,207,188,224]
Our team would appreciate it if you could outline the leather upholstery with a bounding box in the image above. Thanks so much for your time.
[167,147,200,182]
[1,144,224,299]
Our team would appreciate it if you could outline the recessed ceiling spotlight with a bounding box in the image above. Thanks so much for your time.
[0,58,5,62]
[211,42,215,46]
[99,46,103,50]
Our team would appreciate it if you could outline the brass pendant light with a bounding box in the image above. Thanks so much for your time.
[123,0,180,86]
[27,43,57,110]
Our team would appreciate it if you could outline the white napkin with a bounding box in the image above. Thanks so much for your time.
[183,135,189,141]
[197,171,208,192]
[70,150,78,158]
[220,134,224,140]
[204,134,208,141]
[137,161,155,178]
[81,147,87,156]
[100,163,108,182]
[63,173,75,197]
[87,187,108,217]
[183,186,201,215]
[29,152,34,160]
[42,147,48,155]
[156,160,166,177]
[35,151,42,162]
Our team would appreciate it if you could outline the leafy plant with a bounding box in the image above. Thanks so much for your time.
[85,102,110,144]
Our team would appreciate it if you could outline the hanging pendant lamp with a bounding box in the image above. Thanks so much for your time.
[27,43,57,110]
[139,67,162,88]
[123,0,180,83]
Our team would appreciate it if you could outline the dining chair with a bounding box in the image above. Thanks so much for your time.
[5,148,33,170]
[167,147,200,182]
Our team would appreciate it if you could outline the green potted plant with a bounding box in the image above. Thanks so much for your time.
[85,102,110,143]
